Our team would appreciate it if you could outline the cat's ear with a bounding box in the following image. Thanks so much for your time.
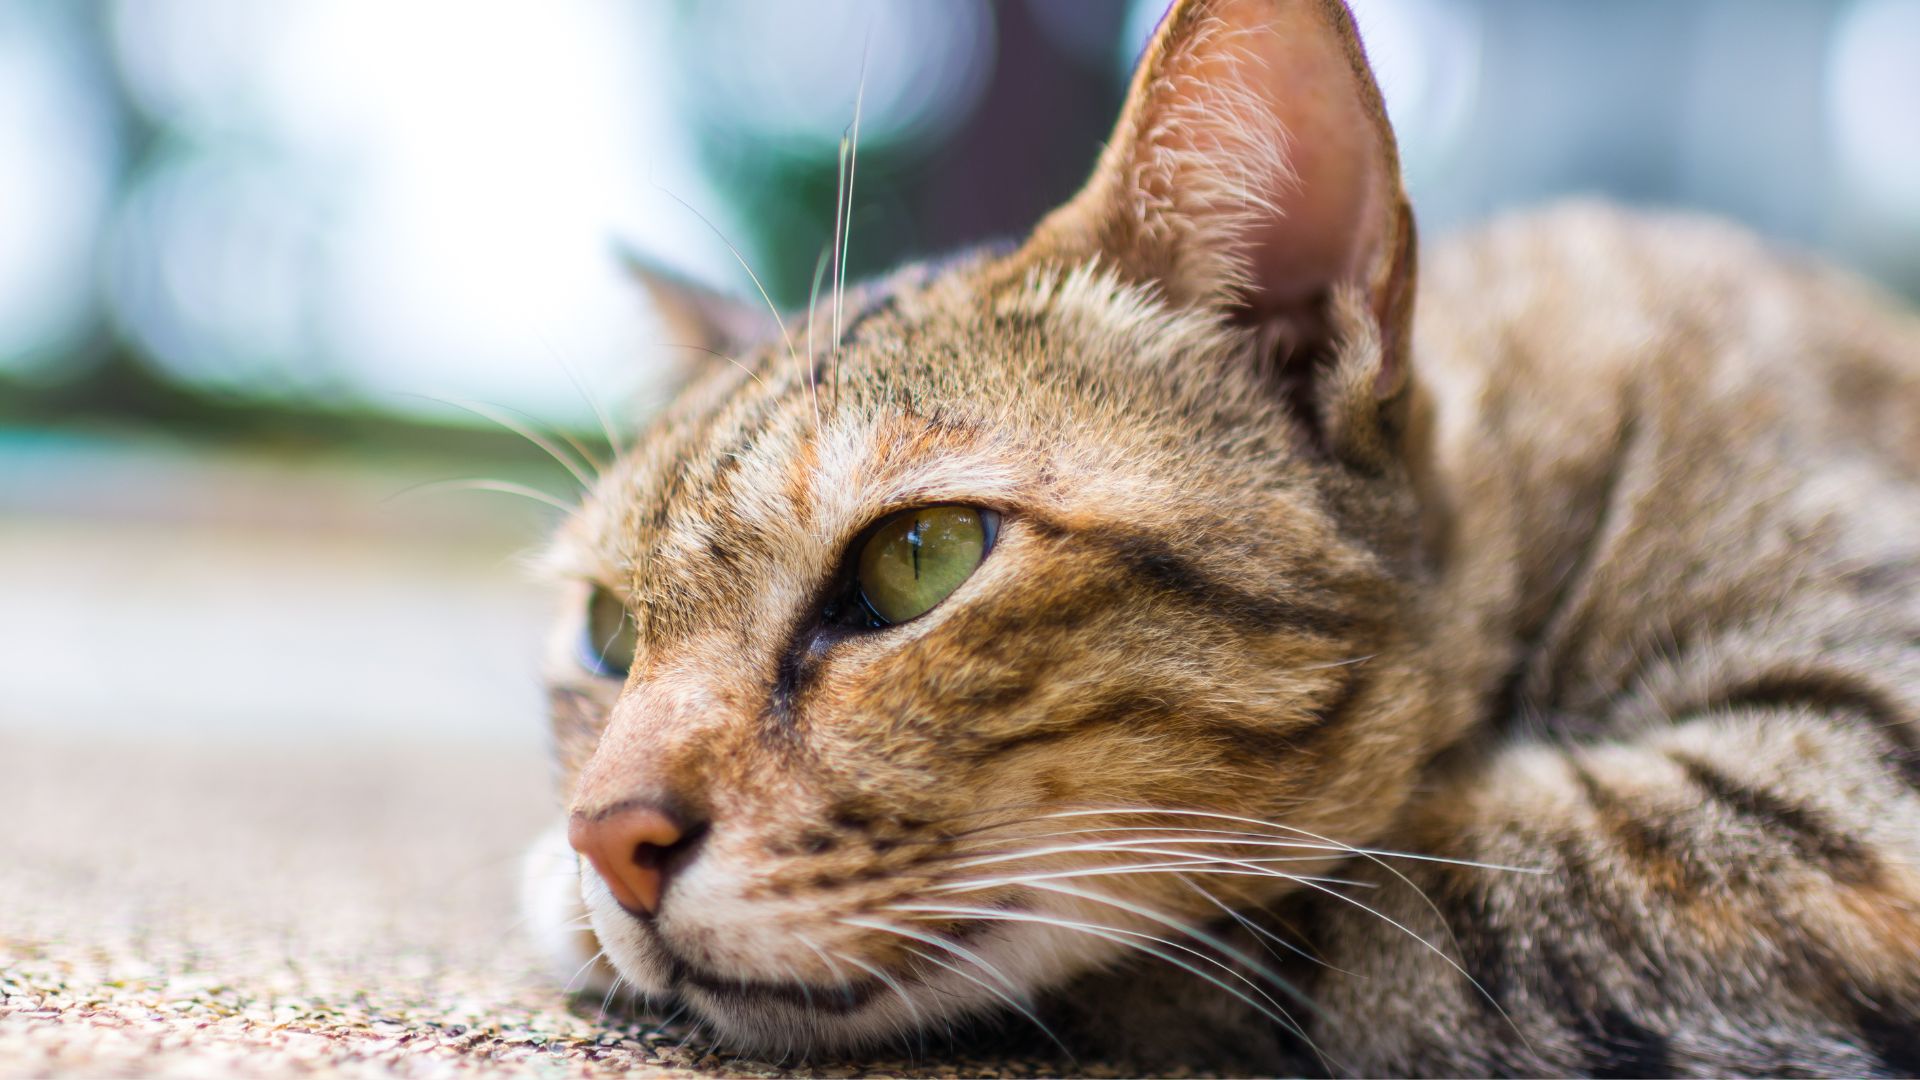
[619,246,767,356]
[1030,0,1417,462]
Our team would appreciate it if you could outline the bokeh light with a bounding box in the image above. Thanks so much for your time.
[1348,0,1482,187]
[679,0,996,155]
[105,0,737,425]
[2,0,1918,434]
[1829,0,1920,224]
[0,4,115,379]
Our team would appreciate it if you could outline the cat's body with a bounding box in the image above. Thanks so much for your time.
[1045,201,1920,1074]
[525,3,1920,1075]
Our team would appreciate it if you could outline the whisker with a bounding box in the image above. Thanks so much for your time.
[839,915,1024,999]
[499,391,606,475]
[828,946,928,1051]
[944,835,1343,872]
[936,853,1370,892]
[651,185,807,397]
[653,341,767,389]
[1212,852,1531,1043]
[1179,874,1351,975]
[900,941,1073,1061]
[888,902,1319,1047]
[408,394,598,489]
[597,970,627,1023]
[389,477,576,514]
[804,244,831,428]
[563,947,608,996]
[556,354,625,459]
[982,808,1532,1040]
[831,42,868,408]
[645,1000,689,1040]
[1025,808,1542,875]
[997,879,1309,1009]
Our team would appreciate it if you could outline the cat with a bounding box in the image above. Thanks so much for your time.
[520,0,1920,1073]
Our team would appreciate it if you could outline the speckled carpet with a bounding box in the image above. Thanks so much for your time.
[0,737,1090,1079]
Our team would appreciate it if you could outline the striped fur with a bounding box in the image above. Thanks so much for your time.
[526,1,1920,1073]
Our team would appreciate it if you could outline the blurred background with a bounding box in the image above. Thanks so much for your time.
[4,0,1920,747]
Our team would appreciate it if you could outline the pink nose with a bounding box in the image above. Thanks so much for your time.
[567,803,690,917]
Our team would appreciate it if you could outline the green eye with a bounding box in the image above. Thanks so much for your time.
[581,585,637,678]
[856,505,992,625]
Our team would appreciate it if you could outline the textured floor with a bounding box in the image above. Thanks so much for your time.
[0,737,1105,1079]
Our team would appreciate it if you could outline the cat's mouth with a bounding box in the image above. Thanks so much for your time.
[662,947,886,1015]
[602,904,1034,1051]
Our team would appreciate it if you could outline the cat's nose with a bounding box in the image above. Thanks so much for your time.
[567,802,699,918]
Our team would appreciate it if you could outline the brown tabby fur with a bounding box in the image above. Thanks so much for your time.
[526,1,1920,1074]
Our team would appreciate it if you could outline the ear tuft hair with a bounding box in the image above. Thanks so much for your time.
[1027,0,1417,466]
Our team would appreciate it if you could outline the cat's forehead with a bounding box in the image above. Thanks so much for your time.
[562,249,1257,588]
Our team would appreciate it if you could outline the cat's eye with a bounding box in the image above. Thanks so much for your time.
[580,585,637,678]
[853,505,993,626]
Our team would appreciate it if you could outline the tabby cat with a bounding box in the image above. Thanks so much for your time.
[520,0,1920,1073]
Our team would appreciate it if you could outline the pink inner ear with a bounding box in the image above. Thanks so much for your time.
[1246,85,1386,314]
[1161,1,1393,319]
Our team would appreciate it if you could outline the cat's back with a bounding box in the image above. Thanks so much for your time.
[1420,201,1920,480]
[1414,201,1920,728]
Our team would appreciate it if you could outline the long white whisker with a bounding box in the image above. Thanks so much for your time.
[1039,810,1534,1047]
[1205,852,1530,1043]
[804,244,830,428]
[947,835,1344,872]
[562,948,608,995]
[972,823,1365,849]
[994,879,1307,1009]
[556,355,625,459]
[839,916,1023,999]
[898,942,1073,1060]
[1027,809,1542,875]
[597,971,627,1021]
[937,803,1532,1053]
[939,859,1370,893]
[1179,874,1349,975]
[830,41,868,409]
[830,134,847,359]
[644,1000,689,1039]
[414,394,598,489]
[652,185,805,393]
[390,478,575,514]
[889,902,1317,1044]
[829,946,928,1047]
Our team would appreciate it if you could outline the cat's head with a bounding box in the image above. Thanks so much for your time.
[543,0,1448,1054]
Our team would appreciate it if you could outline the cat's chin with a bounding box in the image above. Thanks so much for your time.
[579,891,1034,1056]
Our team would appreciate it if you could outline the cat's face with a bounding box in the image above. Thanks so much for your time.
[545,0,1438,1053]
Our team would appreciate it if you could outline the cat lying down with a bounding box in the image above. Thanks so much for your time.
[521,0,1920,1074]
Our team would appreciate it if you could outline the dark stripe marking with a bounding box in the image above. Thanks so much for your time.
[1538,942,1673,1078]
[1689,669,1920,791]
[1572,765,1716,896]
[1850,993,1920,1076]
[1701,669,1902,729]
[1582,1007,1675,1079]
[1077,527,1359,638]
[1673,755,1881,886]
[1207,671,1368,759]
[1434,879,1512,1017]
[955,692,1178,761]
